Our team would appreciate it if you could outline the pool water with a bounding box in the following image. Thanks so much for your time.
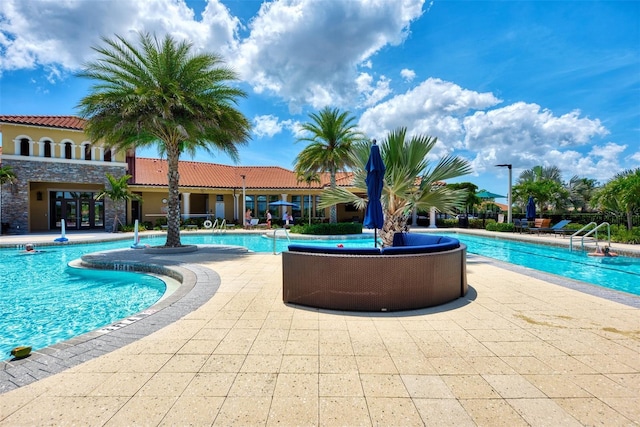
[1,243,165,359]
[444,233,640,296]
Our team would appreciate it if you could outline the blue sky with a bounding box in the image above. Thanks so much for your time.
[1,0,638,197]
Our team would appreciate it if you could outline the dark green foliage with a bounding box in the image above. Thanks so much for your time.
[485,222,514,232]
[290,222,363,235]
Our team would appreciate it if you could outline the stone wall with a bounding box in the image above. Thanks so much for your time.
[0,158,126,234]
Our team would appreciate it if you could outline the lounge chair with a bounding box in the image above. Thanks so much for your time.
[514,219,529,233]
[530,219,571,235]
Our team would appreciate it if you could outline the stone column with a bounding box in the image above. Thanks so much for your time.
[429,207,437,228]
[182,192,191,219]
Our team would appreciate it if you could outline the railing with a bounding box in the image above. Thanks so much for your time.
[209,218,227,234]
[569,222,611,252]
[272,228,291,255]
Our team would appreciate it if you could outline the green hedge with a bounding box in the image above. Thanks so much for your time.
[289,222,363,235]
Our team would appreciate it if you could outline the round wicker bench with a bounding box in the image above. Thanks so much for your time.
[282,234,467,312]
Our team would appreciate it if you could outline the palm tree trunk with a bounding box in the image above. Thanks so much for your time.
[379,211,408,247]
[166,145,183,247]
[329,170,337,224]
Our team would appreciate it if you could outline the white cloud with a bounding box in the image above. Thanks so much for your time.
[0,0,240,73]
[359,77,501,158]
[233,0,426,111]
[401,68,416,82]
[253,114,283,138]
[464,102,609,175]
[356,73,392,107]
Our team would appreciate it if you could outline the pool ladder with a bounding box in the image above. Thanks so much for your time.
[569,222,611,252]
[210,219,228,234]
[272,228,291,254]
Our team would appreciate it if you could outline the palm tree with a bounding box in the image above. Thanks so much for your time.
[514,165,568,213]
[320,128,472,246]
[294,107,365,223]
[96,173,142,232]
[591,168,640,230]
[0,164,17,233]
[296,170,321,225]
[77,32,251,247]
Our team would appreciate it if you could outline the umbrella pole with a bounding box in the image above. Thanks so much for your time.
[374,228,378,248]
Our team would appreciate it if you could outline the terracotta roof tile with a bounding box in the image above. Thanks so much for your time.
[133,157,354,190]
[0,115,86,130]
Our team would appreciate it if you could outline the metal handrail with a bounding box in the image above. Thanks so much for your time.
[569,221,611,251]
[272,227,291,254]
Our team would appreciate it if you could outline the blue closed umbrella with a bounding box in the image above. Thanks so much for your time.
[526,196,536,221]
[363,141,386,247]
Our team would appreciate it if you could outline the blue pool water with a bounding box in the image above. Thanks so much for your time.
[1,231,638,360]
[1,243,165,359]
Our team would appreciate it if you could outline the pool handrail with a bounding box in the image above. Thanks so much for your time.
[570,222,611,251]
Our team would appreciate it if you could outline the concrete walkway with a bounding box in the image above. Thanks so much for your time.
[0,229,639,426]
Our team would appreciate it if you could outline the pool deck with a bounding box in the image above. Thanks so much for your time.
[1,228,639,426]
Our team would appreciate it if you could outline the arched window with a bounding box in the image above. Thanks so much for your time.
[64,142,72,159]
[20,138,30,156]
[44,141,52,158]
[84,143,92,160]
[104,148,112,162]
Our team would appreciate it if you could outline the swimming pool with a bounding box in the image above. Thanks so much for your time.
[1,243,165,359]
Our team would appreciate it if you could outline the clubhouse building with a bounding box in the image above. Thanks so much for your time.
[0,116,360,234]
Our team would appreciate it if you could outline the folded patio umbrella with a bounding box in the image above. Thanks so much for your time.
[363,141,386,247]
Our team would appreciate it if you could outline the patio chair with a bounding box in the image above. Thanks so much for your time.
[514,219,529,233]
[531,219,571,235]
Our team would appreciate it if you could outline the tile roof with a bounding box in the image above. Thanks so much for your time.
[0,115,86,130]
[133,157,355,190]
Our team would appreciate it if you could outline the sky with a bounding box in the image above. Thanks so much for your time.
[1,0,638,197]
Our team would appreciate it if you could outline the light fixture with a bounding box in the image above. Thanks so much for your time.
[495,164,512,224]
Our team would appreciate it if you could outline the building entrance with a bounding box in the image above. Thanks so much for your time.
[50,191,104,230]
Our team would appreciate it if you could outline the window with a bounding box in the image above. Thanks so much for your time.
[257,195,267,218]
[291,195,302,217]
[315,196,324,217]
[64,142,72,159]
[104,148,112,162]
[84,144,92,160]
[44,141,52,158]
[20,138,29,156]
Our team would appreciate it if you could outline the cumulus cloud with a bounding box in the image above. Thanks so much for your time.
[464,102,609,175]
[356,73,392,107]
[0,0,240,75]
[253,115,283,138]
[358,77,501,158]
[233,0,426,112]
[401,68,416,82]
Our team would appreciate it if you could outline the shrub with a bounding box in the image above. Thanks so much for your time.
[290,222,363,235]
[486,222,514,232]
[120,223,147,232]
[611,225,640,244]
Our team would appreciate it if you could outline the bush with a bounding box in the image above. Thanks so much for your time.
[611,225,640,244]
[290,222,363,235]
[120,223,147,232]
[486,222,514,232]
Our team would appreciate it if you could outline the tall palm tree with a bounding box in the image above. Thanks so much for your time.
[77,32,251,247]
[0,164,17,233]
[320,128,471,246]
[96,173,142,232]
[296,170,321,225]
[294,107,365,223]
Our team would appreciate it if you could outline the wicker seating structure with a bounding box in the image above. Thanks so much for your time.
[282,234,467,312]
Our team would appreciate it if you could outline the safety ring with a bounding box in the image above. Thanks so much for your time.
[203,220,213,229]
